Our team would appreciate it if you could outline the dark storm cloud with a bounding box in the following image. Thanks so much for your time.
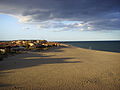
[0,0,120,30]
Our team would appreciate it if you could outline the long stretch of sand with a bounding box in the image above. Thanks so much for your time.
[0,46,120,90]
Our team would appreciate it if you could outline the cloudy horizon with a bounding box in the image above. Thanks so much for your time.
[0,0,120,41]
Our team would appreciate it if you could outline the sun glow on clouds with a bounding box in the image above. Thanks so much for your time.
[14,15,32,23]
[75,23,84,27]
[12,14,93,32]
[35,20,93,32]
[0,0,120,40]
[0,14,120,41]
[0,0,120,32]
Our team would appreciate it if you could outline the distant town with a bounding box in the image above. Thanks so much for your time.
[0,40,62,60]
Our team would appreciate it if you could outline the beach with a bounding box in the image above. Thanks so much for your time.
[0,46,120,90]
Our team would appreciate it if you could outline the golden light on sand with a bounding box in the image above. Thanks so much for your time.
[0,46,120,90]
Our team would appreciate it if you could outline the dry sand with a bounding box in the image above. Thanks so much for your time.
[0,46,120,90]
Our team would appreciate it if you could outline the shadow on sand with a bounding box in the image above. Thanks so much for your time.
[0,47,80,71]
[0,47,80,87]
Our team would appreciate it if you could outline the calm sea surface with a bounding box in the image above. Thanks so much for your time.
[60,41,120,53]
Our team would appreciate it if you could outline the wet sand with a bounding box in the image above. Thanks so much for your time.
[0,46,120,90]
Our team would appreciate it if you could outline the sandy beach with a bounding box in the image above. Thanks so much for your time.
[0,46,120,90]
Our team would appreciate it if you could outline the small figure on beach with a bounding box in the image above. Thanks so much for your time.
[89,46,92,50]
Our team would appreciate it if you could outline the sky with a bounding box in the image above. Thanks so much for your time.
[0,0,120,41]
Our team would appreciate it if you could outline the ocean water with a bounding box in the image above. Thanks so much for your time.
[60,41,120,53]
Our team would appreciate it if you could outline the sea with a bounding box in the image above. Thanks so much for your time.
[59,41,120,53]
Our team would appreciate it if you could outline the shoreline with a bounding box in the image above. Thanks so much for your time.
[0,45,120,90]
[61,43,120,53]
